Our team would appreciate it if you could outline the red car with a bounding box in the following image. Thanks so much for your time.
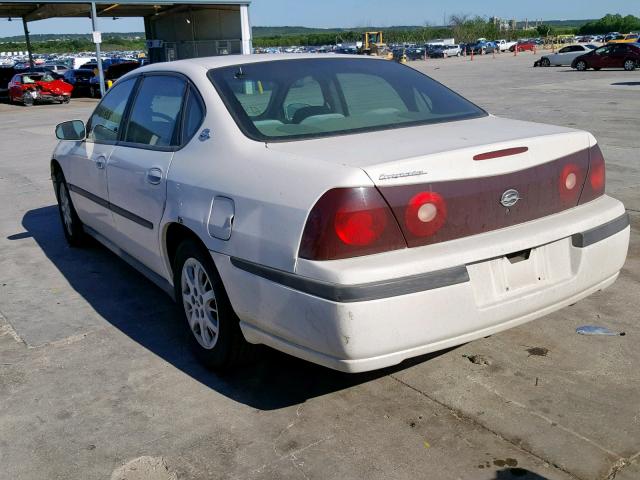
[510,41,537,52]
[572,43,640,71]
[8,72,73,106]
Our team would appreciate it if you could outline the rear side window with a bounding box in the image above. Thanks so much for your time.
[124,75,186,147]
[87,77,136,143]
[183,87,205,142]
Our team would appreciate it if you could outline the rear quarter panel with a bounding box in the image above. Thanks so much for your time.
[162,68,372,274]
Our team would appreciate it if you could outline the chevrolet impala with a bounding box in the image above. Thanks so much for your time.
[51,55,630,372]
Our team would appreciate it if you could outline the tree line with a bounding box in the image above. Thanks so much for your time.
[0,37,146,54]
[577,14,640,35]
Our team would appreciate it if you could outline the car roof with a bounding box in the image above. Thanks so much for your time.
[136,53,380,75]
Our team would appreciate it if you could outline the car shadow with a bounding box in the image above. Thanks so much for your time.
[611,81,640,86]
[14,205,454,410]
[493,468,549,479]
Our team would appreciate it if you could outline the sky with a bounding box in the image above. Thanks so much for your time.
[0,0,639,36]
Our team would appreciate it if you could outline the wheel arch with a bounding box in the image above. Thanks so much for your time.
[163,222,212,279]
[50,159,63,199]
[50,158,62,177]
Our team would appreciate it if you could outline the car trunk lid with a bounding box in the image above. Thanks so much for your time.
[268,115,597,248]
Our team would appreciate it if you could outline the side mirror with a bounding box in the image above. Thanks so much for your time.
[55,120,85,141]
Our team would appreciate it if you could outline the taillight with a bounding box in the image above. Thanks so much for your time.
[559,162,583,202]
[404,191,447,237]
[299,187,406,261]
[579,144,606,204]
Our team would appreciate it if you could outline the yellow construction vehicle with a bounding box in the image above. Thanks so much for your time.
[358,31,392,58]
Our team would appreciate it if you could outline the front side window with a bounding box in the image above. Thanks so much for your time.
[124,75,186,147]
[87,78,136,143]
[209,58,486,142]
[595,46,612,56]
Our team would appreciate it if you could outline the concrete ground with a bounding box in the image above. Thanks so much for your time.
[0,51,638,480]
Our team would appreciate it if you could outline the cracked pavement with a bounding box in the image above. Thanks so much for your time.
[0,52,638,480]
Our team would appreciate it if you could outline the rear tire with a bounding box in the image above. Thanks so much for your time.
[624,59,636,71]
[54,171,88,247]
[575,60,588,71]
[173,240,255,372]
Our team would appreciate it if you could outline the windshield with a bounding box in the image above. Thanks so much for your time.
[208,58,486,142]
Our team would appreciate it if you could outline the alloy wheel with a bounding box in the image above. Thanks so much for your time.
[624,60,636,71]
[181,258,219,350]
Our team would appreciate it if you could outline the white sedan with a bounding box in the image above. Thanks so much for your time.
[540,44,597,66]
[51,55,630,373]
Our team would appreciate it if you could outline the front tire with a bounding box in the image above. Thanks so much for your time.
[54,171,88,247]
[541,57,551,67]
[22,92,34,106]
[575,60,588,71]
[174,240,254,371]
[624,59,636,71]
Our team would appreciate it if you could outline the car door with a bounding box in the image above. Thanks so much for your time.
[565,46,587,65]
[62,77,137,238]
[551,46,570,65]
[590,46,611,69]
[106,73,189,276]
[610,45,629,68]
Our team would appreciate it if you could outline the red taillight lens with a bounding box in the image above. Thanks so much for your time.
[404,191,447,237]
[299,187,406,261]
[590,162,605,190]
[579,144,606,204]
[335,207,387,246]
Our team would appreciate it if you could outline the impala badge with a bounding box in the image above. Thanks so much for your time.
[500,189,521,208]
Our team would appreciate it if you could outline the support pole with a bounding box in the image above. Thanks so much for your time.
[22,17,34,68]
[240,4,252,55]
[90,2,106,97]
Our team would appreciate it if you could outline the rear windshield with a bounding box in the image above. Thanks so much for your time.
[208,58,486,142]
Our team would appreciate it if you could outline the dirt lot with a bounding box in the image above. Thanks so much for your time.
[0,51,638,480]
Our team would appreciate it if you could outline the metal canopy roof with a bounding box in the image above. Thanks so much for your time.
[0,1,250,22]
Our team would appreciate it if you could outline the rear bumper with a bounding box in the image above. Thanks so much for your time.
[214,196,630,373]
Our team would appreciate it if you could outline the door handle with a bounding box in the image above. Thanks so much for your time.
[146,167,163,185]
[94,155,106,170]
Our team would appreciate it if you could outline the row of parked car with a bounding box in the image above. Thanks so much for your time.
[535,42,640,71]
[0,59,141,105]
[393,38,544,61]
